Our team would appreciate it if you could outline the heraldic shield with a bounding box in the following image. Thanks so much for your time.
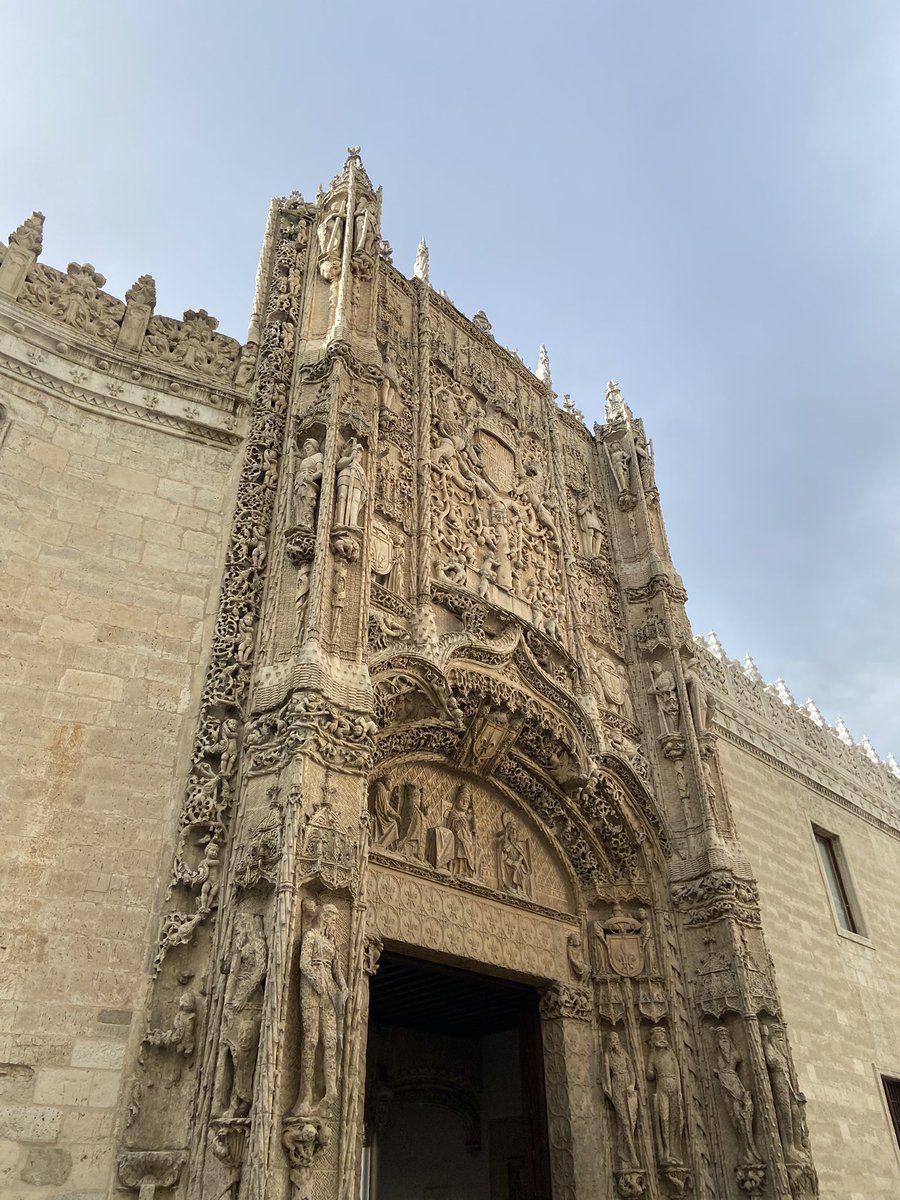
[606,934,644,978]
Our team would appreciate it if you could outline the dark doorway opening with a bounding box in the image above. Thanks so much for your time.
[363,952,551,1200]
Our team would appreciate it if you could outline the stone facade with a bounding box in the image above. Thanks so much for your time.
[0,153,897,1200]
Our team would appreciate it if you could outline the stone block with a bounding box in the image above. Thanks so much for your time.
[70,1040,125,1071]
[20,1146,72,1185]
[32,1068,91,1107]
[0,1104,62,1143]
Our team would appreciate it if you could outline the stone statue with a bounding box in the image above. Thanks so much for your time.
[295,561,311,641]
[292,900,348,1115]
[648,662,679,735]
[684,657,715,736]
[764,1024,808,1163]
[334,437,367,528]
[637,908,660,975]
[444,784,477,878]
[609,444,632,493]
[8,211,44,254]
[495,812,533,899]
[143,993,196,1058]
[566,930,590,983]
[195,840,221,913]
[293,439,324,529]
[712,1025,760,1162]
[633,433,654,489]
[371,775,401,850]
[330,558,348,640]
[646,1027,683,1165]
[601,1031,640,1168]
[398,783,432,861]
[216,912,267,1116]
[576,495,604,557]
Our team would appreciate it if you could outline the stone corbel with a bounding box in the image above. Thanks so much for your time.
[116,1150,186,1200]
[282,1114,332,1187]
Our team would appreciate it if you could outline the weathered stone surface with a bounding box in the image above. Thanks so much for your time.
[20,1146,72,1185]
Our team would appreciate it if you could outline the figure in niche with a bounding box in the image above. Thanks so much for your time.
[353,202,377,257]
[371,775,401,851]
[609,443,632,493]
[646,1027,684,1165]
[648,661,680,735]
[764,1024,809,1163]
[637,908,660,976]
[567,930,590,983]
[318,203,345,261]
[292,899,347,1115]
[634,432,654,488]
[712,1025,761,1162]
[330,558,348,641]
[495,812,534,899]
[334,437,368,528]
[215,912,267,1117]
[442,784,478,878]
[576,494,605,557]
[602,1031,640,1168]
[293,439,324,529]
[398,783,432,861]
[295,561,311,642]
[683,657,715,736]
[484,500,514,590]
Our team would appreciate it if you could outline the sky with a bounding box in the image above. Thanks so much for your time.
[3,1,899,759]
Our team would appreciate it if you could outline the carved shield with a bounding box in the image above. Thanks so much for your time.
[599,659,626,707]
[371,522,394,578]
[606,934,644,978]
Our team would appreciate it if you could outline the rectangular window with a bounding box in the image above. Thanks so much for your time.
[883,1076,900,1149]
[814,829,857,933]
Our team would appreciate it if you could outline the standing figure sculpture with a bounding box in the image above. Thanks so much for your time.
[648,662,680,735]
[575,494,605,557]
[371,775,401,850]
[445,784,477,878]
[764,1024,808,1163]
[646,1027,684,1165]
[292,900,348,1115]
[683,657,715,736]
[495,812,533,899]
[399,783,431,861]
[712,1025,761,1162]
[334,437,368,528]
[609,444,632,493]
[602,1031,640,1168]
[293,439,324,529]
[216,912,267,1116]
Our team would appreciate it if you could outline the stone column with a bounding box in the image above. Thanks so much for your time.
[539,984,603,1200]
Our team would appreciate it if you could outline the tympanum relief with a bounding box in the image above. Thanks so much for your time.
[367,766,573,915]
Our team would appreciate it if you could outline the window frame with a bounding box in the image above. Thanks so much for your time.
[810,824,867,941]
[875,1066,900,1171]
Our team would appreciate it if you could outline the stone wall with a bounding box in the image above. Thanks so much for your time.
[0,230,248,1196]
[695,641,900,1198]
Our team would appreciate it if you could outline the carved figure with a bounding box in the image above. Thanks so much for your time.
[293,439,324,529]
[712,1025,761,1162]
[609,444,632,493]
[233,790,284,891]
[8,211,44,254]
[353,202,377,257]
[443,784,477,877]
[295,561,311,641]
[602,1031,640,1168]
[633,433,654,489]
[566,930,590,983]
[371,776,401,850]
[318,203,346,263]
[216,912,267,1116]
[684,657,715,735]
[334,437,368,528]
[195,840,221,913]
[330,558,348,640]
[764,1024,808,1163]
[143,993,197,1058]
[637,908,660,976]
[495,812,533,899]
[486,501,514,590]
[576,494,605,556]
[648,662,679,735]
[646,1027,683,1165]
[292,900,348,1115]
[398,783,432,861]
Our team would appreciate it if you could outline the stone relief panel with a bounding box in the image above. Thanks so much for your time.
[367,864,575,982]
[428,362,564,638]
[367,762,575,915]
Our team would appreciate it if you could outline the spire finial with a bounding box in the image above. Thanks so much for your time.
[414,239,429,283]
[536,344,552,387]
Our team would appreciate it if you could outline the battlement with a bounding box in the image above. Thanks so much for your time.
[0,211,251,390]
[693,630,900,827]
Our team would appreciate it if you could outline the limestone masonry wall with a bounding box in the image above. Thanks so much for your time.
[0,218,247,1197]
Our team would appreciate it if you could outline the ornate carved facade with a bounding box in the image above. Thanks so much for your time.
[2,152,899,1200]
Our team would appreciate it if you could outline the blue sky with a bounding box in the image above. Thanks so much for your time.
[4,2,899,757]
